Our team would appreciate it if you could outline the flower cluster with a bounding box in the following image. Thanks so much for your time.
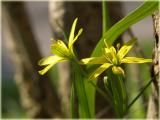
[38,18,152,81]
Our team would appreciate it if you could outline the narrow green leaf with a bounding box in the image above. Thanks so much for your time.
[102,0,110,35]
[127,78,153,110]
[110,74,127,118]
[70,82,77,118]
[92,1,158,57]
[84,79,95,118]
[73,63,91,118]
[103,76,113,98]
[118,75,127,116]
[90,81,113,105]
[84,2,158,117]
[111,81,122,117]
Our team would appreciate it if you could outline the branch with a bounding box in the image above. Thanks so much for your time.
[147,10,159,119]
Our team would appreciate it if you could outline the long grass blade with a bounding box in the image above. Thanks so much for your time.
[92,1,158,57]
[73,63,91,118]
[110,74,127,118]
[70,81,77,118]
[83,1,111,117]
[102,0,110,35]
[84,1,158,118]
[84,2,158,117]
[127,78,153,110]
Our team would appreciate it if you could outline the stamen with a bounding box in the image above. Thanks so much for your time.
[116,43,120,50]
[104,39,109,48]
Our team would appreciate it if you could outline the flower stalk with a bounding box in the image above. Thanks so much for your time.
[81,37,152,118]
[38,18,90,118]
[38,12,153,117]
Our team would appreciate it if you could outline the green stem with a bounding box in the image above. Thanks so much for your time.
[90,81,113,106]
[118,75,127,116]
[73,62,91,118]
[102,0,110,36]
[70,81,77,118]
[127,78,153,110]
[110,74,127,118]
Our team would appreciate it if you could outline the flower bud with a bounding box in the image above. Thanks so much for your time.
[112,66,124,76]
[116,43,121,50]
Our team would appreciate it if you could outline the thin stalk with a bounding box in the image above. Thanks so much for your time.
[90,81,113,106]
[73,62,91,118]
[127,78,153,110]
[118,75,127,117]
[110,74,127,118]
[102,0,110,36]
[70,81,77,118]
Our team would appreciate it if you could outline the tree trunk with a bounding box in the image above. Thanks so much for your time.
[147,11,159,119]
[2,2,62,118]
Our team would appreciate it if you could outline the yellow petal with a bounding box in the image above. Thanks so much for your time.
[69,28,83,49]
[38,63,55,75]
[103,48,112,63]
[50,40,70,58]
[121,57,152,63]
[68,18,78,49]
[38,56,66,75]
[110,46,117,55]
[38,55,65,66]
[116,43,121,50]
[109,46,117,62]
[74,28,83,42]
[112,66,125,76]
[80,57,106,65]
[89,63,112,80]
[117,38,136,60]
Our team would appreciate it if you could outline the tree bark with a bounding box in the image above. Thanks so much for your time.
[147,11,159,119]
[2,2,62,118]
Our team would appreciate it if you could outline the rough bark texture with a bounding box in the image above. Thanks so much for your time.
[147,11,159,119]
[2,2,62,118]
[49,1,124,118]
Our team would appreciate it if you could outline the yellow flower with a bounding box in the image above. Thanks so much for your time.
[38,18,83,75]
[80,38,152,80]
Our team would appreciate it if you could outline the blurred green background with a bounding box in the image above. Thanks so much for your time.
[2,1,154,118]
